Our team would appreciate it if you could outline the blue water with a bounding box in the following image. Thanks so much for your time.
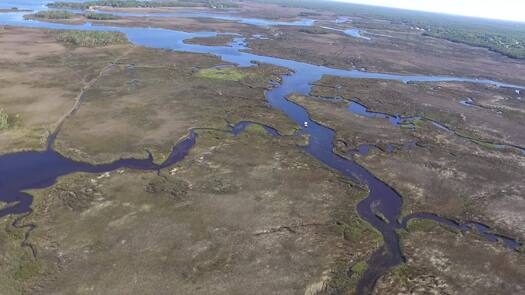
[320,26,371,40]
[342,98,525,155]
[0,131,196,218]
[459,97,475,107]
[347,100,421,127]
[344,28,371,40]
[0,0,48,10]
[0,7,523,294]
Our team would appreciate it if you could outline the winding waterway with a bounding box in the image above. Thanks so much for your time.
[0,6,523,294]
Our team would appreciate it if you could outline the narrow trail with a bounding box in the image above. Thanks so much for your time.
[49,47,135,148]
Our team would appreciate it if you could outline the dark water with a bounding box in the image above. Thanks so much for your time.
[0,7,523,294]
[0,132,196,219]
[345,98,525,155]
[348,141,416,157]
[401,213,522,250]
[348,100,421,127]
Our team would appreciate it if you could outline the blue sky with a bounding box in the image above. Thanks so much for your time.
[336,0,525,22]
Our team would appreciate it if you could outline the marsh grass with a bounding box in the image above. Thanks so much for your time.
[196,67,248,81]
[84,12,120,20]
[350,261,368,275]
[299,27,329,34]
[31,10,74,19]
[0,108,9,130]
[244,124,269,135]
[55,30,129,47]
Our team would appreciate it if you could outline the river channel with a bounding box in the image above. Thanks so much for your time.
[0,5,523,294]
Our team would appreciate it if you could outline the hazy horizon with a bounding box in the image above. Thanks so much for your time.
[336,0,525,22]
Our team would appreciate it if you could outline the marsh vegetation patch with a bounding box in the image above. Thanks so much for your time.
[196,67,249,81]
[55,30,129,47]
[27,10,75,20]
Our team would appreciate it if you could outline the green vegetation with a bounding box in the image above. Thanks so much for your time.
[299,27,329,34]
[14,255,44,282]
[48,0,237,9]
[412,118,426,128]
[405,219,438,233]
[29,10,74,19]
[84,12,120,20]
[0,109,9,130]
[399,118,425,129]
[471,139,503,150]
[350,261,368,275]
[256,0,525,59]
[55,30,129,47]
[325,260,356,293]
[454,129,504,150]
[416,22,525,59]
[196,67,248,81]
[338,217,383,245]
[244,124,270,135]
[388,264,410,287]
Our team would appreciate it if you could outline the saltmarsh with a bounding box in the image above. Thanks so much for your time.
[27,10,74,19]
[0,27,130,154]
[374,220,525,294]
[296,75,525,248]
[0,108,9,130]
[55,30,129,47]
[196,67,249,81]
[84,12,120,20]
[52,46,296,164]
[2,127,376,294]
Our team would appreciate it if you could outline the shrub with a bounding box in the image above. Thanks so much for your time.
[0,108,9,130]
[31,10,74,19]
[299,27,329,34]
[196,67,248,81]
[56,30,129,47]
[84,12,120,20]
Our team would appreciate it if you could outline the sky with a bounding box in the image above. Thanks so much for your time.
[336,0,525,22]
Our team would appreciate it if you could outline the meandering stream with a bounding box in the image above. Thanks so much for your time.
[0,7,523,294]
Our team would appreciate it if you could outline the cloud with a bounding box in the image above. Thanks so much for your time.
[335,0,525,22]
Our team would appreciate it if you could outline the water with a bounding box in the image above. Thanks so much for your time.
[320,25,371,40]
[335,16,351,24]
[0,7,523,294]
[343,98,525,155]
[459,96,475,107]
[402,213,522,250]
[344,28,371,40]
[0,132,197,219]
[0,0,49,10]
[347,100,421,127]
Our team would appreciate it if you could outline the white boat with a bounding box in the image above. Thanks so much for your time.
[303,121,308,127]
